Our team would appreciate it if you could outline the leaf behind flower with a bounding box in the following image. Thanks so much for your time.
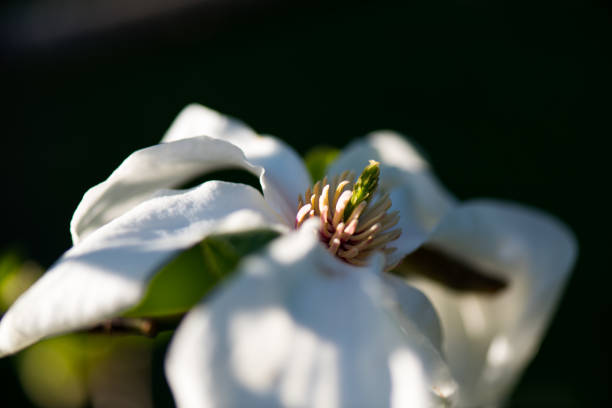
[304,146,340,182]
[123,229,280,318]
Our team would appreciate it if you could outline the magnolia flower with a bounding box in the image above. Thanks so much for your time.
[0,104,576,408]
[0,105,457,407]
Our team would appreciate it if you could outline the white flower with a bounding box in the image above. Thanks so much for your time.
[0,104,577,408]
[0,105,459,407]
[331,133,577,407]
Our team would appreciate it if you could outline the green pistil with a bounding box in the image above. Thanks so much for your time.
[344,160,380,221]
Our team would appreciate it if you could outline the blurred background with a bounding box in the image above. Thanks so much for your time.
[1,0,610,406]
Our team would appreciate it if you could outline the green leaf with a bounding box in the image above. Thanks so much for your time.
[304,146,340,182]
[17,336,89,408]
[0,250,43,311]
[123,229,280,318]
[0,250,22,284]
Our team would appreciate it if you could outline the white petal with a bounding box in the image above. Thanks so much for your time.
[0,181,287,357]
[330,130,455,220]
[161,103,311,224]
[406,200,577,406]
[331,131,456,264]
[165,219,455,408]
[242,134,311,227]
[384,187,439,268]
[161,103,258,145]
[381,273,443,352]
[71,135,309,243]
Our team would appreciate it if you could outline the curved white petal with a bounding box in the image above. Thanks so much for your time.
[71,135,309,243]
[405,200,577,407]
[384,187,439,268]
[161,103,258,145]
[166,219,456,408]
[162,103,311,223]
[242,134,311,227]
[330,131,456,264]
[0,182,287,357]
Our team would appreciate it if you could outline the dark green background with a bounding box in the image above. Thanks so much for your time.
[1,1,610,406]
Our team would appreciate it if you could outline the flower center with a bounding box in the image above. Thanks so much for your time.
[295,160,401,270]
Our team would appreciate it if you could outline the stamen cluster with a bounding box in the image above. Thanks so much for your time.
[296,162,401,270]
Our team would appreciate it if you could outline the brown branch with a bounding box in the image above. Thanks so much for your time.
[395,245,509,294]
[86,314,184,337]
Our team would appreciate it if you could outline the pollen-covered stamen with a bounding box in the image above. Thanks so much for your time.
[295,161,401,270]
[333,190,352,227]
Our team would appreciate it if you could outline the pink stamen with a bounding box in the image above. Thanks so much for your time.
[294,165,400,270]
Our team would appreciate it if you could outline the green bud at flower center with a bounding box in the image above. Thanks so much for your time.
[344,160,380,222]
